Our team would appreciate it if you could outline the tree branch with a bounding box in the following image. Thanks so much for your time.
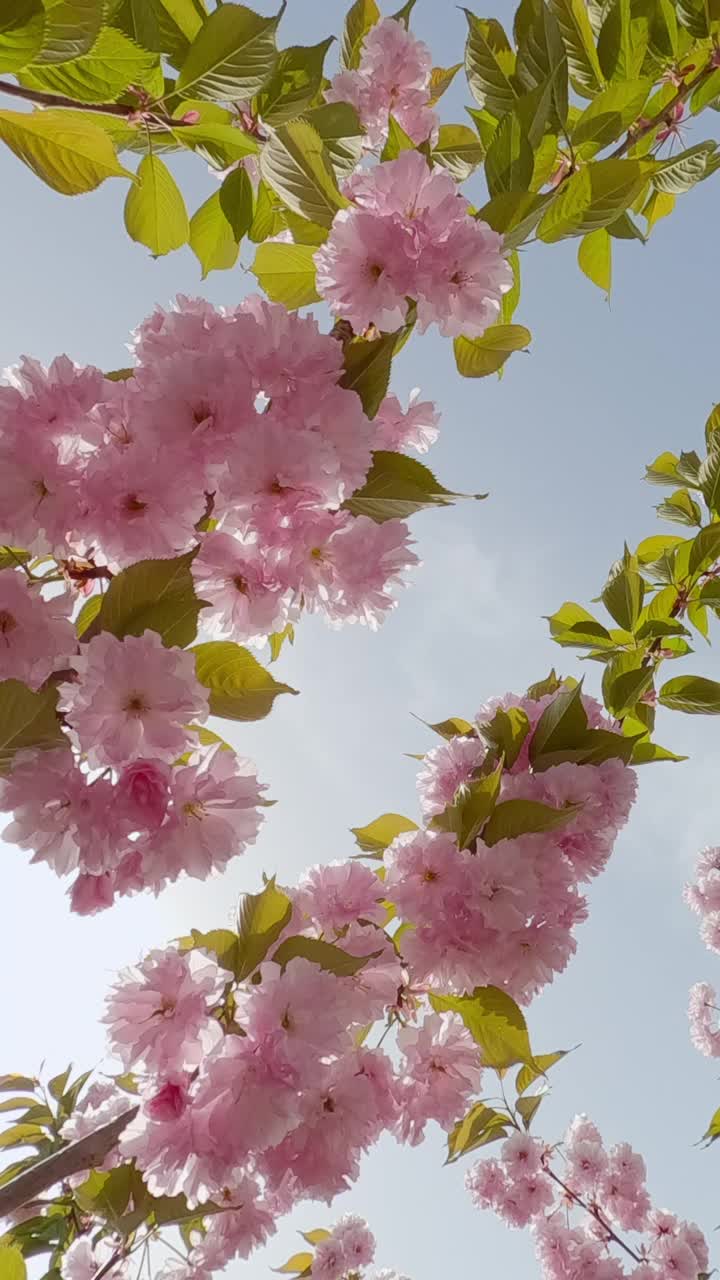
[610,60,719,160]
[0,80,188,131]
[543,1165,642,1265]
[0,1106,138,1222]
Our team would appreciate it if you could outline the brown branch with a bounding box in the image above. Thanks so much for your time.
[544,1165,642,1265]
[0,79,189,131]
[609,60,719,160]
[0,1106,138,1222]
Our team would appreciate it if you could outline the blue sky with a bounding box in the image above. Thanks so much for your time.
[2,2,720,1276]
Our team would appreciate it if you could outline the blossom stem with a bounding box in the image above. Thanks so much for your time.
[0,79,188,130]
[543,1166,642,1264]
[609,60,718,159]
[0,1105,137,1220]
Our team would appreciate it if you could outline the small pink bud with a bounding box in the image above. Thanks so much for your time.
[180,109,201,124]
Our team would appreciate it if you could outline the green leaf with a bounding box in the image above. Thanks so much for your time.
[656,488,703,527]
[597,0,649,81]
[48,1067,71,1103]
[516,1049,567,1093]
[430,986,534,1069]
[304,102,364,179]
[446,1102,511,1162]
[652,141,718,194]
[0,1,44,74]
[235,879,293,982]
[485,113,534,195]
[178,927,242,974]
[527,669,563,699]
[432,123,485,180]
[0,1245,26,1280]
[272,936,378,976]
[193,641,298,721]
[602,553,644,629]
[190,167,253,276]
[538,159,646,241]
[658,675,720,714]
[501,250,521,323]
[464,11,519,116]
[517,1093,544,1129]
[33,0,105,65]
[476,190,553,248]
[572,78,651,156]
[176,2,279,100]
[429,62,463,105]
[454,325,532,378]
[0,108,133,195]
[351,813,419,855]
[529,681,588,767]
[301,1230,331,1246]
[283,210,328,246]
[645,450,682,486]
[700,448,720,515]
[111,0,204,63]
[0,548,30,572]
[482,798,583,846]
[631,740,687,763]
[339,334,397,419]
[703,1105,720,1143]
[688,524,720,576]
[124,154,189,256]
[547,600,612,645]
[0,1124,45,1150]
[249,178,286,243]
[0,681,64,775]
[426,716,477,739]
[274,1254,314,1277]
[478,706,530,767]
[0,1097,39,1114]
[0,1076,37,1094]
[268,622,294,663]
[549,0,604,94]
[89,554,203,647]
[643,186,675,230]
[21,28,162,103]
[255,38,334,126]
[431,760,503,849]
[174,119,259,170]
[381,114,416,161]
[515,0,569,128]
[602,655,654,717]
[260,119,347,229]
[344,451,485,523]
[340,0,380,69]
[578,227,612,293]
[391,0,418,23]
[251,242,320,308]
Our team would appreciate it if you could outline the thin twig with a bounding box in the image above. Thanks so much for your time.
[0,79,189,131]
[544,1165,642,1264]
[609,60,719,159]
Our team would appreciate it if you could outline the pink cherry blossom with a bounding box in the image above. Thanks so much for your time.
[332,1214,377,1269]
[415,734,485,817]
[58,630,207,768]
[373,390,440,455]
[191,530,290,644]
[688,982,720,1057]
[395,1013,482,1144]
[326,19,437,150]
[60,1237,128,1280]
[104,947,224,1072]
[114,759,171,832]
[0,571,75,689]
[295,861,385,933]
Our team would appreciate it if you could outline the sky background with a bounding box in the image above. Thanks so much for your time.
[2,2,720,1276]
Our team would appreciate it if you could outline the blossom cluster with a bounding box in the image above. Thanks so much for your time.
[467,1119,709,1279]
[384,690,637,1004]
[685,847,720,1055]
[0,629,265,912]
[0,298,423,643]
[327,17,438,149]
[273,1214,411,1280]
[315,150,512,338]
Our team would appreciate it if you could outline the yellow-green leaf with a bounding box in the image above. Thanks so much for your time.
[260,119,348,229]
[251,242,321,308]
[176,2,280,100]
[192,641,298,722]
[0,0,44,74]
[190,167,253,276]
[341,0,380,70]
[124,154,189,255]
[88,554,204,648]
[578,227,612,294]
[0,108,134,195]
[454,325,531,377]
[351,813,419,855]
[0,1244,26,1280]
[538,158,646,241]
[0,681,65,775]
[430,986,535,1068]
[21,27,162,103]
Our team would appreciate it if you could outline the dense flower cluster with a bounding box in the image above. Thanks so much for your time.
[0,630,266,911]
[0,298,421,640]
[685,847,720,1055]
[315,151,512,338]
[327,17,437,149]
[467,1119,709,1279]
[385,690,637,1004]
